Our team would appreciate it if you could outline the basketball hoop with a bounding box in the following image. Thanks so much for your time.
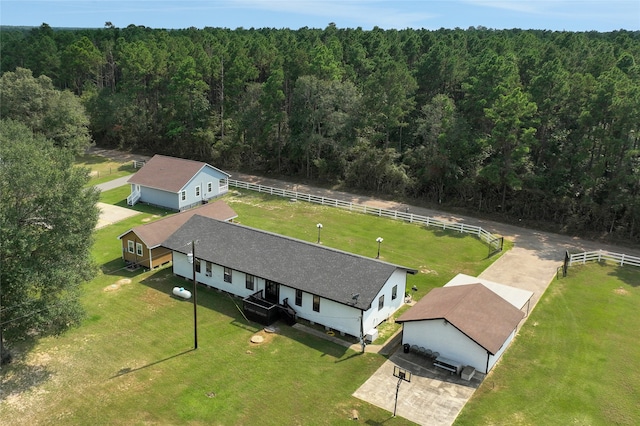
[392,366,411,417]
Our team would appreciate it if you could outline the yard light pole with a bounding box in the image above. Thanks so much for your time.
[316,223,323,243]
[376,237,383,259]
[187,240,198,350]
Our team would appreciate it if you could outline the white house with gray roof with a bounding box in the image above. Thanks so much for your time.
[162,215,417,339]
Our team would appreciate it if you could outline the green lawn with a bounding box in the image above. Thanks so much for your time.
[224,190,502,301]
[1,187,500,425]
[76,153,138,185]
[455,263,640,426]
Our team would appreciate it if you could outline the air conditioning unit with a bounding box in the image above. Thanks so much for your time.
[365,328,378,343]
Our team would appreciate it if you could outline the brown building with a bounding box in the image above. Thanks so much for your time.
[118,200,237,269]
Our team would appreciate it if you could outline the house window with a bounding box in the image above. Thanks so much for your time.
[136,243,143,256]
[180,190,186,201]
[246,274,255,290]
[195,185,200,197]
[392,285,398,300]
[295,289,302,306]
[205,261,212,277]
[195,259,201,273]
[224,267,232,283]
[378,295,385,311]
[127,240,134,253]
[207,182,212,192]
[313,295,320,312]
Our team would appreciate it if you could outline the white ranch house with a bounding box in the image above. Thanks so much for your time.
[162,215,417,339]
[127,154,230,211]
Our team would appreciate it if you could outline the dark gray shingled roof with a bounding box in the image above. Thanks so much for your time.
[162,215,417,310]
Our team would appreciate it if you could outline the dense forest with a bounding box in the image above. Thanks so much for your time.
[1,24,639,241]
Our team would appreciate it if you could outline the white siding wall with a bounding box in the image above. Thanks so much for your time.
[486,329,516,372]
[139,186,179,210]
[362,269,407,334]
[401,319,491,373]
[180,168,229,210]
[172,252,379,337]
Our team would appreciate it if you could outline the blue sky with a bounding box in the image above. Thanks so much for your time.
[1,1,638,32]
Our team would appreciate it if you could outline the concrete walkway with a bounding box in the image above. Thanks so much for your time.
[94,176,140,229]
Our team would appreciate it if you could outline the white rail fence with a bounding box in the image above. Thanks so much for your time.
[568,250,640,268]
[229,179,501,247]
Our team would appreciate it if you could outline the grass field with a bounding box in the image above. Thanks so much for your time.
[76,153,137,185]
[0,186,499,425]
[455,263,640,425]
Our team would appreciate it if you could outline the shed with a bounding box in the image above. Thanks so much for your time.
[118,200,237,269]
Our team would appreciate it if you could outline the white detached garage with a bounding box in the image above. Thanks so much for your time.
[397,283,525,374]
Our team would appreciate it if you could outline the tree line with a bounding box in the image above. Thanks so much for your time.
[2,23,639,241]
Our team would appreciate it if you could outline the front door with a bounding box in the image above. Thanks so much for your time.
[265,280,279,304]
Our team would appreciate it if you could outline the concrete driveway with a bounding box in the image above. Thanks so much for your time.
[95,202,140,229]
[353,351,482,426]
[94,174,140,229]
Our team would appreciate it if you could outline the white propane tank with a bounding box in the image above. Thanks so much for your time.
[172,287,192,299]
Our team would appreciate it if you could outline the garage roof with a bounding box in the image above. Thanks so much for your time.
[396,284,524,354]
[444,273,533,311]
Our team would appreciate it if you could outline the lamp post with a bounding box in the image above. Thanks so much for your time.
[376,237,383,259]
[316,223,323,243]
[187,240,198,350]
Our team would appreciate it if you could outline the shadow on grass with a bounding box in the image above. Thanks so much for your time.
[110,348,194,379]
[138,271,352,358]
[112,199,173,216]
[0,363,52,402]
[427,228,468,239]
[605,263,640,288]
[0,337,51,402]
[334,350,365,363]
[101,258,148,278]
[364,417,394,425]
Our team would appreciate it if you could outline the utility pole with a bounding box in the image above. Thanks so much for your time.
[191,240,198,350]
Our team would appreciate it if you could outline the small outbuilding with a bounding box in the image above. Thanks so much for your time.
[397,283,525,374]
[126,154,231,210]
[118,200,237,269]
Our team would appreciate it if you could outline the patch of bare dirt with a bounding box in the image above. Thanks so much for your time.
[249,329,277,345]
[614,287,629,296]
[103,279,132,292]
